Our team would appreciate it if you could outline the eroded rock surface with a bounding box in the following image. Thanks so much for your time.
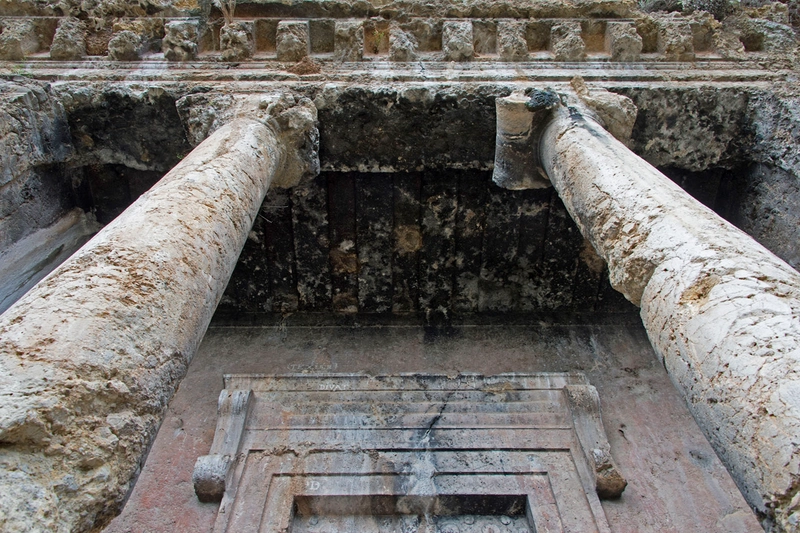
[572,77,637,145]
[162,19,198,61]
[277,20,310,62]
[0,81,74,250]
[220,21,254,62]
[497,20,528,61]
[107,30,143,61]
[0,18,37,59]
[442,20,474,61]
[334,20,363,61]
[389,24,419,61]
[49,17,86,60]
[726,89,800,271]
[654,13,695,60]
[606,21,643,61]
[621,86,749,171]
[550,21,585,61]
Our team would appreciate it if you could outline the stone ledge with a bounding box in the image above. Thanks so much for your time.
[0,13,795,63]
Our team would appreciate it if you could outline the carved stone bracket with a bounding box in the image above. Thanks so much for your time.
[193,389,252,503]
[565,384,628,499]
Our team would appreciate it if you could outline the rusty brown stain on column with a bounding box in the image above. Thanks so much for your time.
[0,98,318,532]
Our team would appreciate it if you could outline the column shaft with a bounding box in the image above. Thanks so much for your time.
[541,106,800,529]
[0,117,280,532]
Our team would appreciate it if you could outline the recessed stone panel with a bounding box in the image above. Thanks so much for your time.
[195,373,622,533]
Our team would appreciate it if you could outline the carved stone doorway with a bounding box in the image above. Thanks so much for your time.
[194,373,624,533]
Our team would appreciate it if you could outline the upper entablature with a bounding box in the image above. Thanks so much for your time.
[0,0,639,20]
[0,0,795,69]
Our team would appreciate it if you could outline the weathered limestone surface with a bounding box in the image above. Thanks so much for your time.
[442,20,473,61]
[162,19,198,61]
[606,21,642,61]
[492,91,553,189]
[49,17,86,60]
[0,208,99,315]
[726,10,798,53]
[107,30,143,61]
[540,100,800,530]
[618,85,800,275]
[654,13,695,60]
[276,20,310,62]
[334,20,363,61]
[177,93,320,187]
[0,18,37,59]
[620,86,749,171]
[571,77,637,144]
[497,20,528,61]
[550,21,585,61]
[733,90,800,270]
[0,81,73,250]
[748,90,800,180]
[389,24,419,61]
[0,0,637,19]
[220,21,255,62]
[111,18,166,54]
[0,97,318,532]
[201,373,621,532]
[50,84,192,188]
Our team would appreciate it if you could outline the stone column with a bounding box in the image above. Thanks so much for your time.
[0,96,317,532]
[537,100,800,530]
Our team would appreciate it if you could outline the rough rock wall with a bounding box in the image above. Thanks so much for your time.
[54,84,192,223]
[54,85,190,172]
[620,85,800,273]
[730,90,800,270]
[316,85,502,172]
[620,86,750,171]
[0,81,74,250]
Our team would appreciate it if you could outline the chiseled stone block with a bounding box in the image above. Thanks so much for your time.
[162,19,199,61]
[108,30,143,61]
[50,17,86,60]
[221,21,255,62]
[654,14,694,61]
[389,24,418,61]
[550,21,586,61]
[442,20,474,61]
[0,19,38,60]
[334,20,364,62]
[497,20,527,61]
[606,21,643,61]
[277,20,310,62]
